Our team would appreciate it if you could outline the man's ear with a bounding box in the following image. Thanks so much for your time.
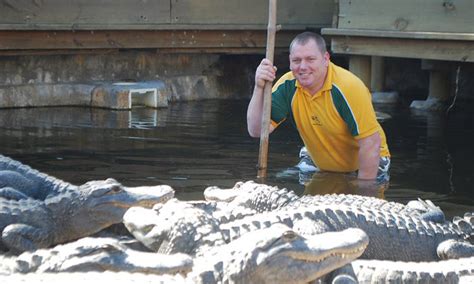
[324,52,330,66]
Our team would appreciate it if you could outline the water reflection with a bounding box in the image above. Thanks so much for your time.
[0,100,472,218]
[379,105,474,217]
[0,107,169,130]
[303,172,387,199]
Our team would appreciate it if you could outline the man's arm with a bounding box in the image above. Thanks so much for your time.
[357,132,381,180]
[247,58,276,138]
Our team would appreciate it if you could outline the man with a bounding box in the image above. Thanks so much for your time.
[247,31,390,183]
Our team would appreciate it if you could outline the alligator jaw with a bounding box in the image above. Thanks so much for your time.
[122,185,175,208]
[203,185,240,202]
[89,184,175,211]
[251,227,369,283]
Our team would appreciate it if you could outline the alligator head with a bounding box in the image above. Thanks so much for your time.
[204,181,298,212]
[123,198,223,255]
[14,236,192,275]
[191,223,369,284]
[47,178,174,244]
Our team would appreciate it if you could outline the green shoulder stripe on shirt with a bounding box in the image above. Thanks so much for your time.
[271,79,297,124]
[331,84,359,136]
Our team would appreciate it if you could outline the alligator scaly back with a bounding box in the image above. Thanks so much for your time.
[219,204,472,262]
[0,155,75,199]
[0,224,369,284]
[204,180,445,223]
[352,256,474,283]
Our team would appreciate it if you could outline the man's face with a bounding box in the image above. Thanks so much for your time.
[289,39,329,94]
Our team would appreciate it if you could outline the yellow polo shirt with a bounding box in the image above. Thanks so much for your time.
[270,62,390,172]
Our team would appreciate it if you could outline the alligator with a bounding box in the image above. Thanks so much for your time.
[0,224,369,284]
[452,212,473,241]
[125,198,473,262]
[0,236,193,275]
[0,271,187,283]
[350,256,474,283]
[1,177,174,253]
[219,205,474,262]
[186,224,368,284]
[123,198,226,256]
[204,181,446,223]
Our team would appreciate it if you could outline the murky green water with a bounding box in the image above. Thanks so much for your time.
[0,100,472,218]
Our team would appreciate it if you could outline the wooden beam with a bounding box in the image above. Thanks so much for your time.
[370,56,385,92]
[322,28,474,41]
[0,48,293,57]
[0,30,300,53]
[428,70,451,101]
[0,49,118,56]
[349,56,371,87]
[328,36,474,62]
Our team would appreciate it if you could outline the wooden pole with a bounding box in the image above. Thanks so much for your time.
[257,0,277,179]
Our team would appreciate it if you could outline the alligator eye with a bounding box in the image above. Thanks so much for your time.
[282,230,297,241]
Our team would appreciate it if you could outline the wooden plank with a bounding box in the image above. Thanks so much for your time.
[329,36,474,62]
[171,0,334,29]
[322,28,474,41]
[0,48,293,57]
[0,0,170,30]
[0,30,299,52]
[338,0,474,33]
[0,49,119,56]
[0,0,333,30]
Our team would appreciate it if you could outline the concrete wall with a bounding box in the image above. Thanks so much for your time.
[0,51,261,108]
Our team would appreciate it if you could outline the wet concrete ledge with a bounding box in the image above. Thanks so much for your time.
[0,76,225,109]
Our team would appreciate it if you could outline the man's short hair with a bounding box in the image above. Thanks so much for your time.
[289,32,327,54]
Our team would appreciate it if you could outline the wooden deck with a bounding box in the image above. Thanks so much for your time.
[0,0,334,55]
[1,0,472,62]
[317,0,473,108]
[0,0,472,109]
[322,0,473,63]
[0,0,472,60]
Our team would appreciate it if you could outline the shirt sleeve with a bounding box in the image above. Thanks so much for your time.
[270,72,297,128]
[344,81,380,139]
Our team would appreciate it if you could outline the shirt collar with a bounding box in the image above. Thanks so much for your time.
[321,62,334,92]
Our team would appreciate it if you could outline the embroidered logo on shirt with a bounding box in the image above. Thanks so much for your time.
[311,115,322,126]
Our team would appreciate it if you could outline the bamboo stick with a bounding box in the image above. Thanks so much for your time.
[257,0,277,179]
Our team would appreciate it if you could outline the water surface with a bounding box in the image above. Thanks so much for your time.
[0,100,472,217]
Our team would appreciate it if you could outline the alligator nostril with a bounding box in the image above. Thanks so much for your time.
[282,230,297,241]
[110,185,122,193]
